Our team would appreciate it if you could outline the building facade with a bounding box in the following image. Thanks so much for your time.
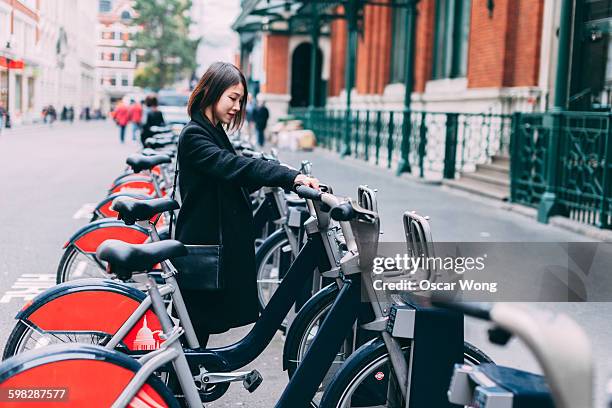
[235,0,612,119]
[96,0,143,113]
[0,0,96,125]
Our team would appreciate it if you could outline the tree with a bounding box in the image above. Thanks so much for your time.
[130,0,199,90]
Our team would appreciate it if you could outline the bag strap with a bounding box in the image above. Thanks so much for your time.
[168,147,180,240]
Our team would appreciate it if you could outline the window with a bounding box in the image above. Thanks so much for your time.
[109,53,115,61]
[390,7,408,83]
[99,0,112,13]
[432,0,471,79]
[121,32,130,41]
[102,31,115,40]
[120,51,130,61]
[28,77,34,110]
[121,76,129,86]
[15,74,22,113]
[121,10,131,20]
[110,77,116,86]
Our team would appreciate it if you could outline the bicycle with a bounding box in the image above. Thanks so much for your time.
[0,186,380,407]
[285,207,493,407]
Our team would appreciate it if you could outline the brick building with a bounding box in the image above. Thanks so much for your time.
[234,0,612,120]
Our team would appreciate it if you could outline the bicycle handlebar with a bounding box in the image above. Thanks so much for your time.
[294,185,322,201]
[330,203,355,221]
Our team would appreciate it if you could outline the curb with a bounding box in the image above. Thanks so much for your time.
[304,148,612,242]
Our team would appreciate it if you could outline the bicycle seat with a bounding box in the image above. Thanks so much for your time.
[126,153,171,173]
[112,197,179,225]
[477,364,554,407]
[142,147,176,158]
[144,137,175,149]
[97,239,187,280]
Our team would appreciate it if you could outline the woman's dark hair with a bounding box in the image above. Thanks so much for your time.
[188,62,248,131]
[145,95,158,107]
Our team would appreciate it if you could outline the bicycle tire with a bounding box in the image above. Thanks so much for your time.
[56,244,106,284]
[319,337,493,408]
[254,228,295,313]
[0,343,179,407]
[283,283,339,378]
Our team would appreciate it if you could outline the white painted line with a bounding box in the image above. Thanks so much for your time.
[72,261,88,278]
[0,274,56,303]
[73,203,96,219]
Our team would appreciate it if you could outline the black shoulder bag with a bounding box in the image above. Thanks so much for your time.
[169,140,225,291]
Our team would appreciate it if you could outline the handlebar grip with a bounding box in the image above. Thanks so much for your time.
[330,203,355,221]
[294,185,322,201]
[431,300,492,321]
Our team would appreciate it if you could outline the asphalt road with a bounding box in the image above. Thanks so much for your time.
[0,121,610,407]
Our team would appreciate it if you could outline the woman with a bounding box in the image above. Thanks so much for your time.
[175,62,319,345]
[140,95,165,146]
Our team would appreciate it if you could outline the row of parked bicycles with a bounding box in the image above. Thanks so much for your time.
[0,124,603,407]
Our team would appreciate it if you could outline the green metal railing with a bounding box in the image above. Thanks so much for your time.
[512,111,612,229]
[290,107,512,179]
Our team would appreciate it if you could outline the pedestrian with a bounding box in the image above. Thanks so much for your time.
[245,94,255,143]
[253,99,269,147]
[68,106,74,123]
[128,99,143,142]
[0,103,6,134]
[140,95,165,146]
[47,105,57,126]
[111,100,130,143]
[61,106,67,121]
[174,61,319,346]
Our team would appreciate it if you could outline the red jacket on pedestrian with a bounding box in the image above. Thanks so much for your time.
[112,103,130,127]
[129,103,143,124]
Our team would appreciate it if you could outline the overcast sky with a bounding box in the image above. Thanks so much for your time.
[192,0,241,75]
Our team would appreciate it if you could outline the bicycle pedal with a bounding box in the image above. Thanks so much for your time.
[242,370,263,393]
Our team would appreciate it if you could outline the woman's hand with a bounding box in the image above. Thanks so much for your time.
[294,174,320,190]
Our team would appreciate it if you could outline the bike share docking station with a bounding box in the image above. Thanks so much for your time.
[369,298,464,408]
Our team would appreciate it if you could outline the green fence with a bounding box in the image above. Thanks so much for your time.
[512,111,612,229]
[290,107,512,179]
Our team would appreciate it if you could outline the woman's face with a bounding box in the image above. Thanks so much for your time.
[214,83,244,125]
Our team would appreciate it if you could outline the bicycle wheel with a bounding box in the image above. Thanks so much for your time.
[283,284,341,379]
[319,337,493,408]
[2,320,110,360]
[0,344,179,407]
[56,244,107,283]
[255,229,296,313]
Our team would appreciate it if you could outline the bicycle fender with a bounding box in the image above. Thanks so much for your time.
[109,179,157,197]
[16,279,165,351]
[94,192,150,219]
[63,219,149,252]
[0,344,174,406]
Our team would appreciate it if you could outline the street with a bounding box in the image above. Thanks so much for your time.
[0,121,611,407]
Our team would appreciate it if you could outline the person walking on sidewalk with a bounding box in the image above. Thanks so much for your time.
[253,99,269,147]
[0,103,6,135]
[175,61,319,346]
[111,100,130,143]
[128,99,143,142]
[140,95,165,146]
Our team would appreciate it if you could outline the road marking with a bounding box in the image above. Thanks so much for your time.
[73,203,96,219]
[0,274,56,303]
[72,261,88,278]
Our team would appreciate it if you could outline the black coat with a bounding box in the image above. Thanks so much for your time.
[175,109,299,336]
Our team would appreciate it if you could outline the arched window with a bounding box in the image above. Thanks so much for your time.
[121,10,131,20]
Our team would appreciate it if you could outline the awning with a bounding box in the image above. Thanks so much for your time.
[232,0,340,34]
[0,57,25,69]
